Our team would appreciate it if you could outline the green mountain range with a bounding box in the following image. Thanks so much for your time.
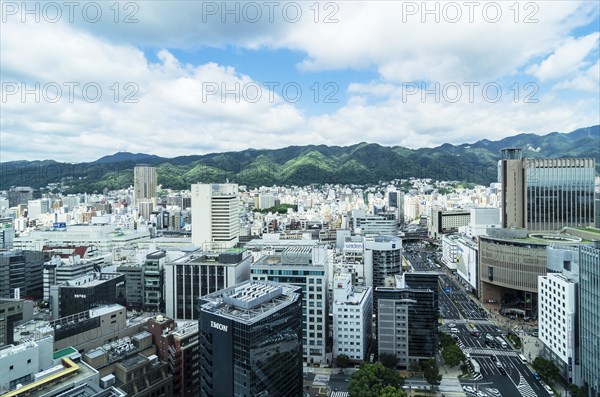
[1,125,598,193]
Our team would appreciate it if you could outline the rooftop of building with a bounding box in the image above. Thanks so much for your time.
[244,236,319,248]
[481,231,592,245]
[170,249,249,265]
[61,272,122,288]
[253,246,324,267]
[171,321,198,337]
[0,298,24,306]
[200,281,301,325]
[334,284,371,306]
[53,347,77,360]
[2,357,97,397]
[0,340,38,359]
[117,353,151,370]
[90,304,125,317]
[41,245,89,258]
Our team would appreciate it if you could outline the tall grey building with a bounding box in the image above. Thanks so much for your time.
[364,236,402,287]
[0,250,44,299]
[134,165,157,205]
[579,241,600,397]
[374,273,438,368]
[499,148,595,231]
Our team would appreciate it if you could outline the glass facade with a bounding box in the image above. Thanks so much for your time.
[59,274,126,317]
[372,249,402,287]
[579,244,600,397]
[175,264,226,320]
[199,282,303,397]
[374,284,438,365]
[525,158,596,231]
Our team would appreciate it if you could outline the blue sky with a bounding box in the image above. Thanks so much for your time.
[1,1,599,162]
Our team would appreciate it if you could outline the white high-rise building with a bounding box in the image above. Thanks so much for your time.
[538,272,578,382]
[27,198,50,220]
[191,184,239,249]
[332,273,373,362]
[251,245,329,365]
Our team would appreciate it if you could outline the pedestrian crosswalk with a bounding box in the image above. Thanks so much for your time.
[330,392,349,397]
[462,347,519,357]
[516,373,538,397]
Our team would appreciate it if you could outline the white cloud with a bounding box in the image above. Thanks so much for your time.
[0,2,599,163]
[553,61,600,92]
[528,32,600,81]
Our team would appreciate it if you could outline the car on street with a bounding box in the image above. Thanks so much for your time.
[532,372,541,381]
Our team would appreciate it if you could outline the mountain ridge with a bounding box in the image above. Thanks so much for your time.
[1,125,598,192]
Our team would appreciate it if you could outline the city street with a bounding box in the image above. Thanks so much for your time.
[405,243,553,397]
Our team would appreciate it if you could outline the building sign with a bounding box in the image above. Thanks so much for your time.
[53,222,67,231]
[211,321,228,332]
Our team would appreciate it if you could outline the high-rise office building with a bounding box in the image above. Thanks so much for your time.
[332,273,372,362]
[251,245,329,364]
[134,165,157,205]
[49,273,126,318]
[364,235,402,287]
[374,273,438,368]
[198,280,303,397]
[191,184,239,249]
[579,241,600,397]
[7,187,33,207]
[499,148,596,231]
[0,250,44,299]
[538,271,578,383]
[164,250,251,320]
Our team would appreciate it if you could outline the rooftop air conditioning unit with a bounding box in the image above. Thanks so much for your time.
[100,374,116,388]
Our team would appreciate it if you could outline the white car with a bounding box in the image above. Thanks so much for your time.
[463,386,476,393]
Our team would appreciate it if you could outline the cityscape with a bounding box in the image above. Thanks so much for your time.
[0,141,599,397]
[2,1,600,397]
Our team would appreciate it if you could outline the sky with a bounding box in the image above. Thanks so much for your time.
[1,0,599,163]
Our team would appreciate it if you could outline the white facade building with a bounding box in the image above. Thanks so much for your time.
[251,246,329,365]
[441,234,459,270]
[538,273,578,382]
[191,184,239,249]
[0,336,53,392]
[456,237,478,291]
[332,273,373,361]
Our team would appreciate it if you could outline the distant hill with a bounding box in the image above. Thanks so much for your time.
[94,152,165,164]
[1,125,598,193]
